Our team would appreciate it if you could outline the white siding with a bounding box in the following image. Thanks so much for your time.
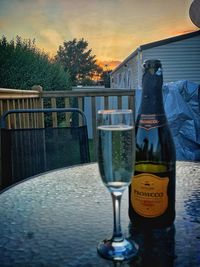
[141,35,200,85]
[111,32,200,89]
[131,54,139,89]
[110,53,139,89]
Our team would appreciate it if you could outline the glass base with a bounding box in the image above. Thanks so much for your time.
[97,238,138,261]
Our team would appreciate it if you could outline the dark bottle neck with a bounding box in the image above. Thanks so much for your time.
[139,71,165,115]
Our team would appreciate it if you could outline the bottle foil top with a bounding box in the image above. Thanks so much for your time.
[143,59,162,75]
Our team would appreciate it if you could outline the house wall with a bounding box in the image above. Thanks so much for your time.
[110,54,139,89]
[141,35,200,86]
[111,33,200,89]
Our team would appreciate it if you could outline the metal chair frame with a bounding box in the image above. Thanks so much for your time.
[0,108,90,189]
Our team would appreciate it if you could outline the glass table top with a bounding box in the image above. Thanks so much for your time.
[0,161,199,267]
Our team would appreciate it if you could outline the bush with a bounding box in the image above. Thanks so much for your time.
[0,36,71,90]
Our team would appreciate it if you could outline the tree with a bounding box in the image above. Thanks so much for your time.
[55,38,103,86]
[0,35,71,90]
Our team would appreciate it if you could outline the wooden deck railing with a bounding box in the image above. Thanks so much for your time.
[0,86,135,157]
[0,86,43,129]
[42,88,135,140]
[0,86,42,113]
[0,86,135,127]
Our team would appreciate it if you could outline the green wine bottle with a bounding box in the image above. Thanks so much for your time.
[129,59,176,229]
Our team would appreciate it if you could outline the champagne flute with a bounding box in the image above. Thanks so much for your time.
[97,109,138,261]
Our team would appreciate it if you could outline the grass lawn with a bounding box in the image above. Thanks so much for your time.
[89,139,96,162]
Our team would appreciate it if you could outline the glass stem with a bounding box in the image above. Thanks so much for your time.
[111,191,124,242]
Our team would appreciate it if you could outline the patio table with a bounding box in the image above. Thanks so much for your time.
[0,161,199,267]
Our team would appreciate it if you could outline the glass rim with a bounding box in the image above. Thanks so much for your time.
[98,109,133,115]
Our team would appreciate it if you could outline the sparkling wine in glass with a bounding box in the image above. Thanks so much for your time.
[97,109,138,261]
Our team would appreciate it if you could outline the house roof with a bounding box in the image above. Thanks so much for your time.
[140,30,200,50]
[111,30,200,75]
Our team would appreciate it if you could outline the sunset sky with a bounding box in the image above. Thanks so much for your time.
[0,0,198,69]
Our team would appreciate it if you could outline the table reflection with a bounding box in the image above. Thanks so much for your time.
[128,225,176,267]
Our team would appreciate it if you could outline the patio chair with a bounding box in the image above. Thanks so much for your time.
[0,108,90,189]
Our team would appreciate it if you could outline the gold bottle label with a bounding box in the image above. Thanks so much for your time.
[131,173,169,218]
